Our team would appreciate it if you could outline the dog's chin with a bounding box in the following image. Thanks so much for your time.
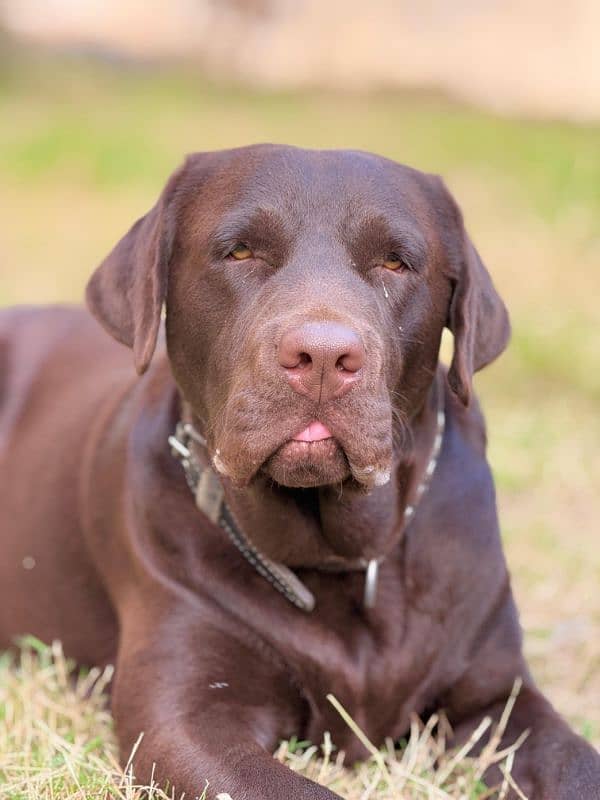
[261,438,350,488]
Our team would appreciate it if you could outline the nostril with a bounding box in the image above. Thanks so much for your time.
[278,336,314,370]
[336,348,364,374]
[282,351,312,370]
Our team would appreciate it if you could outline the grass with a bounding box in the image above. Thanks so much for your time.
[0,641,529,800]
[0,49,598,798]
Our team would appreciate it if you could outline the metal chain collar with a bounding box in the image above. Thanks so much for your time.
[168,385,445,613]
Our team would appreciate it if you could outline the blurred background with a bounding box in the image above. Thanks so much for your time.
[0,0,598,742]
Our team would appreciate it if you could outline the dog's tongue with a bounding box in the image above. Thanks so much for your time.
[292,421,333,442]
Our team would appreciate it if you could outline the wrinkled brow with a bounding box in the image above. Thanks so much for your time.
[346,213,428,272]
[209,206,293,261]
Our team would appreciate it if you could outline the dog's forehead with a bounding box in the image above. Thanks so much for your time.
[244,146,426,208]
[187,145,438,228]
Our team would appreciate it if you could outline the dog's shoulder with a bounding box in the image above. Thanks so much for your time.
[427,375,501,553]
[0,303,92,347]
[0,305,118,445]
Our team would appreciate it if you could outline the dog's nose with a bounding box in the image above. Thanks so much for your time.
[278,322,365,402]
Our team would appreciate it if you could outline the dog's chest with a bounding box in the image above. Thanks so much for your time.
[268,568,446,759]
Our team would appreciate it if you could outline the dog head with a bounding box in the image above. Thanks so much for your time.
[87,145,509,490]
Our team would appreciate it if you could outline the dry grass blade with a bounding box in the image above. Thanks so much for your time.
[326,694,389,773]
[433,716,492,785]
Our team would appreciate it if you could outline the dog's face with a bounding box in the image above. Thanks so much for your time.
[87,145,509,490]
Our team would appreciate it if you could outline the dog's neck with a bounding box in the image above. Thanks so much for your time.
[180,372,443,570]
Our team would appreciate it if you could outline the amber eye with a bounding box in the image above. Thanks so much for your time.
[382,253,404,270]
[229,243,253,260]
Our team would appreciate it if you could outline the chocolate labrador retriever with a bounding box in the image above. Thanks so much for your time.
[1,145,598,799]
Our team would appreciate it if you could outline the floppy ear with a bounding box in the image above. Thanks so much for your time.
[86,165,185,374]
[446,231,510,406]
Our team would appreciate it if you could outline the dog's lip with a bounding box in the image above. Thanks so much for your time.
[267,436,344,464]
[254,423,343,482]
[291,421,333,443]
[279,438,340,455]
[260,436,350,488]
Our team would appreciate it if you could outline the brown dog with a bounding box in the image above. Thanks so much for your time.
[0,145,598,799]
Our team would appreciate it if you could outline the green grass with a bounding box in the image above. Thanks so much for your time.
[0,50,598,799]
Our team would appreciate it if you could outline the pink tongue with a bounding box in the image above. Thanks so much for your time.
[292,421,333,442]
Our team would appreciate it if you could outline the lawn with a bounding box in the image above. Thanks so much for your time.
[0,51,599,799]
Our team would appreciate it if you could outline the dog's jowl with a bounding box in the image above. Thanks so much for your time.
[1,145,598,799]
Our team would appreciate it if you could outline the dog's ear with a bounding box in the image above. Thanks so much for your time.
[425,175,510,406]
[446,229,510,406]
[86,164,185,374]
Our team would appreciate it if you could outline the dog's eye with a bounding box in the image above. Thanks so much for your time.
[229,243,254,260]
[382,253,405,271]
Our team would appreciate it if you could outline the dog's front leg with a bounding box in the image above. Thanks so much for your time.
[449,684,600,799]
[442,597,600,799]
[111,600,342,800]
